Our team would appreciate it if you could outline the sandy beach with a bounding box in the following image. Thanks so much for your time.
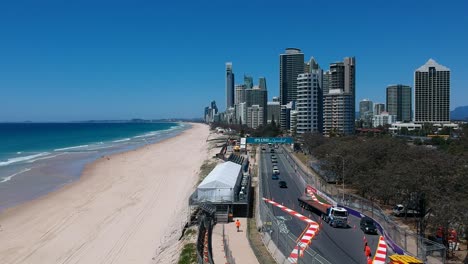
[0,123,210,264]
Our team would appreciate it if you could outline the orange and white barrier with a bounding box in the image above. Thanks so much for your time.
[262,197,320,263]
[373,236,387,264]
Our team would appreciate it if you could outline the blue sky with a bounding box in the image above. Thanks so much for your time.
[1,0,467,121]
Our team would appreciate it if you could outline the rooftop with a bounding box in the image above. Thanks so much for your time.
[415,59,450,72]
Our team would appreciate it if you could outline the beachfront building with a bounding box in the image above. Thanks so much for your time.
[323,90,355,136]
[267,101,281,125]
[372,111,396,127]
[415,59,450,124]
[290,110,298,135]
[296,69,323,134]
[226,62,235,110]
[235,102,247,125]
[359,99,374,127]
[386,84,412,122]
[245,85,267,126]
[280,48,305,105]
[246,105,264,129]
[224,107,236,124]
[234,84,246,105]
[374,103,385,115]
[244,75,254,89]
[323,57,356,136]
[359,99,373,119]
[259,77,267,90]
[280,101,295,131]
[204,100,219,123]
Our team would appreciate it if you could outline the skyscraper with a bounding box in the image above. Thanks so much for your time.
[245,85,267,126]
[226,63,235,109]
[386,85,412,122]
[279,48,305,105]
[323,57,356,136]
[359,99,373,120]
[258,77,267,90]
[374,103,385,115]
[234,84,246,105]
[296,68,323,134]
[414,59,450,123]
[244,75,254,89]
[359,99,373,128]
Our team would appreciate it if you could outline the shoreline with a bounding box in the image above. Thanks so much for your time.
[0,122,210,264]
[0,122,187,212]
[0,123,189,217]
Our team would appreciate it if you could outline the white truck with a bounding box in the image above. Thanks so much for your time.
[298,186,349,228]
[393,204,420,217]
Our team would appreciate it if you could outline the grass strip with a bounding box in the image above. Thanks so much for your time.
[177,242,197,264]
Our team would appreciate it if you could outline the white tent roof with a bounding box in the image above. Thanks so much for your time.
[198,161,241,189]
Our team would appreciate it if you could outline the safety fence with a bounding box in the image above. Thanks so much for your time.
[282,147,446,264]
[222,224,236,264]
[196,214,215,264]
[254,152,331,264]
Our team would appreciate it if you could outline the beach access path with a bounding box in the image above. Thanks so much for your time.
[0,123,209,264]
[212,218,259,264]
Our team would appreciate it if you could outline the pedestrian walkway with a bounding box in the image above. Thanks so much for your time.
[211,218,259,264]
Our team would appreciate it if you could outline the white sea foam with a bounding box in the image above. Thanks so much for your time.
[113,138,131,143]
[26,153,66,163]
[0,168,32,183]
[54,145,89,151]
[86,146,114,151]
[0,153,50,167]
[133,132,159,138]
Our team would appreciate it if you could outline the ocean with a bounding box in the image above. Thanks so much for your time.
[0,122,187,210]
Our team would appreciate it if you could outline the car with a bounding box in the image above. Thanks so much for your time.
[279,181,287,188]
[272,168,279,174]
[271,154,276,158]
[272,159,278,164]
[272,174,279,180]
[270,149,275,153]
[360,216,378,234]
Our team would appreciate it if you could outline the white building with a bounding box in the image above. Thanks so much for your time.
[246,105,264,129]
[372,111,396,127]
[389,122,422,133]
[296,71,322,134]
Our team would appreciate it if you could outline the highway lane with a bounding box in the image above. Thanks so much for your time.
[260,146,380,264]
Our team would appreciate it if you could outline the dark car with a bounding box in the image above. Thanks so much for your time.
[279,181,287,188]
[272,174,279,180]
[360,216,378,234]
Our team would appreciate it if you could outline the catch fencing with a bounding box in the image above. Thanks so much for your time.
[254,153,331,264]
[282,147,446,264]
[222,224,236,264]
[196,213,215,264]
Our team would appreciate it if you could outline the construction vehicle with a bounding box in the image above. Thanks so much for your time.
[298,185,348,228]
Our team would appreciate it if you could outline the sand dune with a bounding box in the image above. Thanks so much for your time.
[0,123,209,264]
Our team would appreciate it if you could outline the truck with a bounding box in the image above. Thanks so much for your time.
[298,186,348,228]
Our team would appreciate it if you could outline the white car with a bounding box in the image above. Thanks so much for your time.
[273,168,280,174]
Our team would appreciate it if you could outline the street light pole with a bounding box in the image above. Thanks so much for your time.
[341,156,345,203]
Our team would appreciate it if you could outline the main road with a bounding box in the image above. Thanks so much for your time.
[259,146,380,264]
